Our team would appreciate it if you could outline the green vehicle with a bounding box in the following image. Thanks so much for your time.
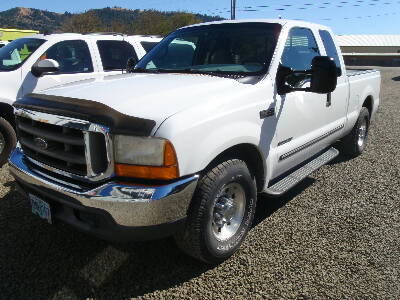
[0,28,39,42]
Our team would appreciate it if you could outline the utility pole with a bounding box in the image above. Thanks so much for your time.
[231,0,236,20]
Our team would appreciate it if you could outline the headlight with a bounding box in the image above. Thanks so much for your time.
[114,135,179,180]
[114,136,165,166]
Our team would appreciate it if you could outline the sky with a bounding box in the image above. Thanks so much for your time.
[1,0,400,35]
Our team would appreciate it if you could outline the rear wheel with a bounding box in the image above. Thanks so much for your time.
[339,107,370,157]
[0,117,17,167]
[174,159,257,264]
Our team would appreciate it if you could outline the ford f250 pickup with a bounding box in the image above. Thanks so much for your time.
[9,19,381,264]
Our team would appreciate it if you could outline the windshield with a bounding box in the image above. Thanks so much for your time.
[136,22,282,76]
[0,38,45,71]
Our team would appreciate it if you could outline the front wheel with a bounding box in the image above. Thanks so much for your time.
[174,159,257,264]
[0,117,17,167]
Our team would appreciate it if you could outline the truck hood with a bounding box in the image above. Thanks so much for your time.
[39,73,248,129]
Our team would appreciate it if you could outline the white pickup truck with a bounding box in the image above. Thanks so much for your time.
[0,33,161,165]
[9,19,381,264]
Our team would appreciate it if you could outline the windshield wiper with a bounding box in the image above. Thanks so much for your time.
[155,68,232,78]
[133,67,247,78]
[131,68,160,74]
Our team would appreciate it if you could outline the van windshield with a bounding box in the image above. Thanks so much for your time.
[135,22,282,76]
[0,38,45,71]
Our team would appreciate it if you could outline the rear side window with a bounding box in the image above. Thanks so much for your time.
[141,41,159,53]
[97,40,138,71]
[40,40,93,74]
[282,27,320,71]
[319,30,342,73]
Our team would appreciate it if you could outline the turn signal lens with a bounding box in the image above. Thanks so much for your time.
[115,164,179,180]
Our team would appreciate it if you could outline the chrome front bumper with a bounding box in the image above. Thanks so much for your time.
[9,146,198,228]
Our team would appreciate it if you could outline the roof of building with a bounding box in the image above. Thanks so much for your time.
[336,35,400,47]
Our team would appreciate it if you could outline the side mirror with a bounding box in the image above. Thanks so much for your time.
[31,59,60,77]
[277,56,338,95]
[309,56,338,94]
[126,57,138,73]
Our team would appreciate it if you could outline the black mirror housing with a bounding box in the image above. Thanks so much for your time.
[310,56,338,94]
[277,56,338,95]
[31,59,60,77]
[126,57,138,73]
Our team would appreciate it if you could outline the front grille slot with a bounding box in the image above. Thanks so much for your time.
[16,115,108,177]
[18,121,84,146]
[87,132,108,174]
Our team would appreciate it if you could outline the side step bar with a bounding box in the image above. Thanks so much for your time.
[265,147,339,196]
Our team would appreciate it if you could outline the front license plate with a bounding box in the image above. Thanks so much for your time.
[29,194,52,224]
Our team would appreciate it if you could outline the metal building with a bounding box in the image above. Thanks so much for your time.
[336,35,400,66]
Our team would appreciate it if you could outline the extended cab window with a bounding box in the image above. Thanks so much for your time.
[282,27,320,71]
[40,40,93,74]
[97,40,138,71]
[319,30,342,75]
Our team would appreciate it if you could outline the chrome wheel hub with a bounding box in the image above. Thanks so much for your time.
[357,119,368,148]
[212,182,246,241]
[0,132,5,155]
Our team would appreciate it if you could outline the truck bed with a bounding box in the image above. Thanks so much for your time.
[346,68,380,77]
[345,67,381,125]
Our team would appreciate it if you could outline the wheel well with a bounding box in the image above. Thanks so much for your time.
[0,103,15,127]
[203,144,265,192]
[362,96,373,116]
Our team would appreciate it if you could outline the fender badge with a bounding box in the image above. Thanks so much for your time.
[34,137,49,150]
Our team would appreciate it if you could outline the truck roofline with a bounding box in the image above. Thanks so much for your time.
[181,18,332,31]
[18,33,162,42]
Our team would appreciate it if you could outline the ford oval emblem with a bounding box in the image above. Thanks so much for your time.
[34,137,48,150]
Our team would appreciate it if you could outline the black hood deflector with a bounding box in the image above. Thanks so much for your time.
[14,93,156,136]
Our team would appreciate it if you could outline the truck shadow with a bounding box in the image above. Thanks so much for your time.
[253,177,316,227]
[0,175,314,299]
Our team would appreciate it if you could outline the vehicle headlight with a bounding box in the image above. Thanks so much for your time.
[114,135,179,180]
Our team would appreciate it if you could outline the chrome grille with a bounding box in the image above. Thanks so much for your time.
[14,108,114,182]
[17,116,87,175]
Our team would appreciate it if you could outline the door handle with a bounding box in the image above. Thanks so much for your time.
[326,93,332,107]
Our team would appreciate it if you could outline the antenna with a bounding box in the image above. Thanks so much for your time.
[231,0,236,20]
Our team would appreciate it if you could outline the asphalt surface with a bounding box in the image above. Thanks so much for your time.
[0,68,399,300]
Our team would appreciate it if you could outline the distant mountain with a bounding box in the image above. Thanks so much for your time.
[0,7,67,32]
[0,7,223,34]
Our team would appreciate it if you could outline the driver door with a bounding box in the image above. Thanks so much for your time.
[272,27,328,177]
[21,40,97,95]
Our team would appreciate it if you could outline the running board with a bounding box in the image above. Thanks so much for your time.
[265,147,339,196]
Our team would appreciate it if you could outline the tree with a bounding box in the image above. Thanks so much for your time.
[131,10,170,35]
[169,13,202,30]
[61,11,103,33]
[131,10,203,36]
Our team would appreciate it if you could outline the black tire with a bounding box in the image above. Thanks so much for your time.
[174,159,257,264]
[0,117,17,167]
[339,107,370,157]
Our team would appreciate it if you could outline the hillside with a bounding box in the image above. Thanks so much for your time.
[0,7,223,34]
[0,7,67,32]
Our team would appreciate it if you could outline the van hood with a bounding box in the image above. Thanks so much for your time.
[37,73,248,129]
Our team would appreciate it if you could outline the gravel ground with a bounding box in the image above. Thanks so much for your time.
[0,68,399,300]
